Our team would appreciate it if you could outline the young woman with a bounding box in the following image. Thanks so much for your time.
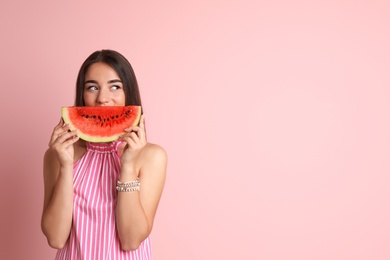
[41,49,167,260]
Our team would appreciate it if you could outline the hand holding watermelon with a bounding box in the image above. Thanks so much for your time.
[48,118,79,167]
[119,115,147,174]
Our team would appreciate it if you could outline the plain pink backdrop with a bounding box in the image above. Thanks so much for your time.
[1,1,389,259]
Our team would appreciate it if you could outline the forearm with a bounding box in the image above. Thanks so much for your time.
[41,166,74,249]
[116,167,149,251]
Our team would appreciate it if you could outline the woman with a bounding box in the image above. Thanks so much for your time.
[41,49,167,259]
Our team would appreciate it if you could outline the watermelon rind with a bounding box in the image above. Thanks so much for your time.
[61,106,142,143]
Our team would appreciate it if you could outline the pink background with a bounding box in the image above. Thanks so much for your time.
[1,1,389,259]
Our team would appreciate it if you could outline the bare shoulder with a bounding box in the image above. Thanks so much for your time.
[142,143,167,161]
[144,143,167,159]
[140,143,167,175]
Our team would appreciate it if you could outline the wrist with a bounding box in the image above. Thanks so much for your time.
[60,164,73,175]
[120,165,138,180]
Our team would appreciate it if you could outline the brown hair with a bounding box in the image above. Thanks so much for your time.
[75,49,142,110]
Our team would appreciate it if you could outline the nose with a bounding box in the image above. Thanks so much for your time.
[97,89,109,105]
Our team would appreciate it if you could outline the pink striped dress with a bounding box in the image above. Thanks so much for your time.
[56,141,152,260]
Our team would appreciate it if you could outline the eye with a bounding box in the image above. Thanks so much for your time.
[111,85,121,90]
[86,85,98,91]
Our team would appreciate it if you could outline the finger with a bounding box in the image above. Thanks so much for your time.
[124,126,139,133]
[129,132,139,143]
[53,118,64,132]
[54,130,78,145]
[139,115,145,129]
[130,126,146,141]
[58,124,71,135]
[120,128,136,138]
[55,123,70,134]
[121,125,137,136]
[62,134,79,148]
[58,118,64,127]
[126,125,146,143]
[49,124,69,146]
[123,127,139,139]
[50,124,71,144]
[121,136,137,149]
[120,131,139,143]
[53,135,79,154]
[136,126,146,142]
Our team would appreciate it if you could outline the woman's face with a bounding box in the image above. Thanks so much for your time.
[83,62,126,106]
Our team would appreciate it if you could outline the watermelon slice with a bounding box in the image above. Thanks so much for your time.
[61,106,141,143]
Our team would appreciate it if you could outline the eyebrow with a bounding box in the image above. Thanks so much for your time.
[84,79,122,85]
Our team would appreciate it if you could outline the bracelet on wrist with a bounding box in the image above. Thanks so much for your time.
[116,179,140,192]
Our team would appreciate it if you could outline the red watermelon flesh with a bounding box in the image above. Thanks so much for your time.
[61,106,141,143]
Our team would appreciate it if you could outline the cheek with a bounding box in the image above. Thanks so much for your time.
[83,92,95,106]
[116,90,126,105]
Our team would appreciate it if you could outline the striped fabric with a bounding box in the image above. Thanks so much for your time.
[56,141,152,260]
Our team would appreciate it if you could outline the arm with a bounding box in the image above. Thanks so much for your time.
[116,116,167,251]
[41,120,79,249]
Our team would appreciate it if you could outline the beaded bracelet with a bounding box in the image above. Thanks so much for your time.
[116,185,140,192]
[117,179,140,187]
[116,179,140,192]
